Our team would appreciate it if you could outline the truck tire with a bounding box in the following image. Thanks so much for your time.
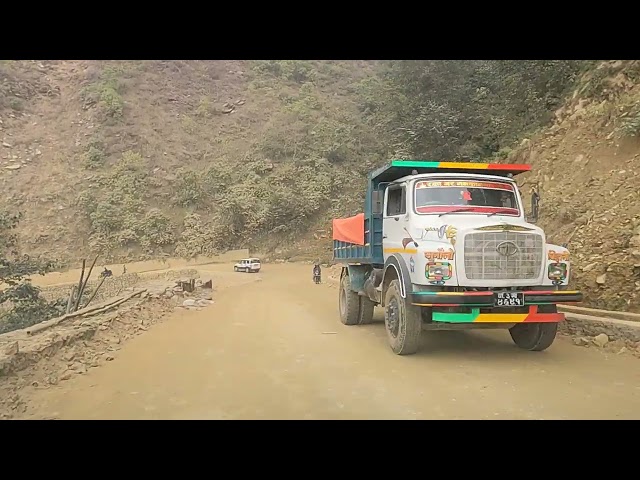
[383,279,421,355]
[358,297,375,325]
[509,322,558,351]
[339,275,361,326]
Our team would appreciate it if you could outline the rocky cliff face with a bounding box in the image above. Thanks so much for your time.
[509,61,640,311]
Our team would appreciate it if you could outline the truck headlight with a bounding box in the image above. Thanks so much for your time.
[547,263,567,281]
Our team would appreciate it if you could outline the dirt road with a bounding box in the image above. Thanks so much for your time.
[19,263,640,420]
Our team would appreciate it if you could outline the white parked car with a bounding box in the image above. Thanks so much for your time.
[234,258,261,273]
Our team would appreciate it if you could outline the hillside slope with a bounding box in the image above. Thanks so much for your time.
[511,60,640,312]
[0,60,383,264]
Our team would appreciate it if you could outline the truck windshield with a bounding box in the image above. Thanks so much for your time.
[414,179,520,216]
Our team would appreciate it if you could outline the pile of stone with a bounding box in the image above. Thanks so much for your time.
[144,276,215,311]
[181,298,214,310]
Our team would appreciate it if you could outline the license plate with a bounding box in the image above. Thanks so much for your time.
[495,291,524,307]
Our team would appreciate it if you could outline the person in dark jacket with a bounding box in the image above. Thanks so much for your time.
[313,262,321,284]
[100,267,113,278]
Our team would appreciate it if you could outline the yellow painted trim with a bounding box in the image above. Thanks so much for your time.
[384,248,418,254]
[438,162,489,169]
[474,313,528,323]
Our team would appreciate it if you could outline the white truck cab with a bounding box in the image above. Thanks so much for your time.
[382,172,555,289]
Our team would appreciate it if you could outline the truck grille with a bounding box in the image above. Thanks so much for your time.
[463,231,543,280]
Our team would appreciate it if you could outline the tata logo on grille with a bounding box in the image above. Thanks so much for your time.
[496,241,519,257]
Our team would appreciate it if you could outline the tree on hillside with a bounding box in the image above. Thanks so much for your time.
[359,60,590,161]
[0,211,61,334]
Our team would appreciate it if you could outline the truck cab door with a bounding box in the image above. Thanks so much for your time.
[382,183,410,262]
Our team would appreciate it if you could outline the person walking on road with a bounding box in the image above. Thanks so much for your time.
[313,262,322,284]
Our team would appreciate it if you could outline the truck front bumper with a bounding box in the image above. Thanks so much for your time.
[410,289,583,324]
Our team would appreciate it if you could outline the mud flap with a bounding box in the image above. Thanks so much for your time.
[344,264,369,293]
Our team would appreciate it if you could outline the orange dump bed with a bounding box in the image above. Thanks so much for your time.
[332,213,365,246]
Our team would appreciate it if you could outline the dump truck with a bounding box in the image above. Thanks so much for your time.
[332,160,583,355]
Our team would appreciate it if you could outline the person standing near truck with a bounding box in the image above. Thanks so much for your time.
[313,262,321,284]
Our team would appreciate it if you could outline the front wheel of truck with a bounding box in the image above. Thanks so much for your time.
[384,280,421,355]
[509,322,558,351]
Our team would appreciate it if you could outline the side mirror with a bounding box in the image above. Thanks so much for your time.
[372,189,383,215]
[528,190,540,223]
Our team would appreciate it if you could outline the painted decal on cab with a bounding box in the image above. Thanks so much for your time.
[548,250,570,262]
[421,225,457,245]
[424,248,455,261]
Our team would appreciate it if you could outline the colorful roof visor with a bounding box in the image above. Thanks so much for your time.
[369,160,531,184]
[391,161,531,173]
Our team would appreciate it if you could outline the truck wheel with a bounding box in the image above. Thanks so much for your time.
[358,297,375,325]
[339,275,360,326]
[509,322,558,351]
[384,280,421,355]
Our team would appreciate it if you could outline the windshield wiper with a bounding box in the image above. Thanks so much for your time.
[487,208,516,217]
[438,208,476,217]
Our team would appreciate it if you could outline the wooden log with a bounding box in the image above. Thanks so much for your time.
[73,259,87,312]
[65,285,76,315]
[77,254,99,307]
[80,296,139,318]
[81,275,106,310]
[25,289,147,336]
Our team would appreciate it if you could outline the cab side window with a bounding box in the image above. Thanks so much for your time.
[386,185,406,217]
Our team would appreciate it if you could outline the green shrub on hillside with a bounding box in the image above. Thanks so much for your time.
[251,60,315,83]
[85,146,106,168]
[0,211,62,334]
[175,213,218,258]
[81,66,125,119]
[173,169,206,208]
[137,209,175,251]
[616,108,640,137]
[78,150,176,255]
[196,96,213,118]
[356,60,588,160]
[83,138,107,169]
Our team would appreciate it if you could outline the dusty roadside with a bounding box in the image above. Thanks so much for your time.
[0,261,259,419]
